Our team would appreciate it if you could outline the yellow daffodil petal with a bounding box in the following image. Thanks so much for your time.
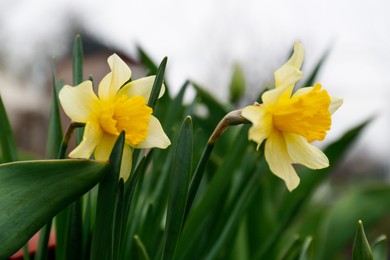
[69,121,103,159]
[262,86,293,106]
[274,41,305,89]
[265,131,300,191]
[98,54,131,101]
[241,105,272,149]
[59,81,100,122]
[329,96,343,115]
[120,145,132,181]
[284,133,329,169]
[291,86,312,97]
[94,133,117,160]
[118,76,165,101]
[292,85,343,115]
[136,115,171,149]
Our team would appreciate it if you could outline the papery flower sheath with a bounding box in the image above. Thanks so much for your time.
[242,42,343,191]
[59,54,171,180]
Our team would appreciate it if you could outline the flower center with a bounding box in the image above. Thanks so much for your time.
[99,95,152,146]
[270,84,331,142]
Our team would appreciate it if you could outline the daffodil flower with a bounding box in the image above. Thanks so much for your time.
[59,54,171,180]
[242,42,343,191]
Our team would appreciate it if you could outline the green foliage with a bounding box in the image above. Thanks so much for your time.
[0,37,387,260]
[90,132,125,259]
[353,220,373,260]
[372,235,388,260]
[229,63,246,103]
[0,160,107,258]
[161,117,193,260]
[0,94,17,163]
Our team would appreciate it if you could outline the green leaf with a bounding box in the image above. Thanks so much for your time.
[161,116,193,260]
[298,236,313,260]
[184,141,214,220]
[134,235,151,260]
[162,80,190,132]
[278,236,302,260]
[72,34,84,86]
[90,132,125,260]
[0,160,107,258]
[176,126,250,259]
[113,179,125,260]
[122,153,151,234]
[137,46,158,75]
[372,235,387,260]
[45,61,64,159]
[352,220,373,260]
[192,82,229,123]
[72,34,84,144]
[57,34,85,260]
[204,172,258,260]
[0,94,17,163]
[301,47,331,88]
[229,63,245,103]
[36,61,65,260]
[318,185,390,259]
[148,57,167,111]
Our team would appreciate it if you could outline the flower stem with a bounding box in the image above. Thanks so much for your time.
[184,109,249,221]
[57,122,85,159]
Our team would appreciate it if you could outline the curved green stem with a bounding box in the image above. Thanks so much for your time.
[57,122,85,159]
[184,109,249,221]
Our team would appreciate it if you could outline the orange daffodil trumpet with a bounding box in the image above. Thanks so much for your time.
[59,54,171,181]
[242,42,343,191]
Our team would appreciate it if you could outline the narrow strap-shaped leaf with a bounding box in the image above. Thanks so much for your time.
[147,57,167,111]
[45,61,64,159]
[299,236,313,260]
[301,47,331,88]
[161,80,189,132]
[204,172,258,260]
[72,34,84,86]
[36,61,64,260]
[192,82,229,121]
[161,116,193,260]
[0,160,107,258]
[120,155,152,258]
[55,35,85,260]
[113,179,125,260]
[137,46,158,75]
[175,126,249,259]
[90,132,125,260]
[0,95,17,163]
[134,235,151,260]
[65,34,85,260]
[352,220,373,260]
[73,34,84,144]
[82,191,93,260]
[184,143,214,221]
[130,57,167,171]
[372,235,387,260]
[277,236,302,260]
[23,246,30,260]
[229,63,246,104]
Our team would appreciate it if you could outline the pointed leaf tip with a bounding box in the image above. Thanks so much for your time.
[352,220,373,260]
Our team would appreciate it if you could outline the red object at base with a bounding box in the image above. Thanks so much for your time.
[9,230,56,259]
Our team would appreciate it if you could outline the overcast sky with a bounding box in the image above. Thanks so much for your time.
[1,0,389,163]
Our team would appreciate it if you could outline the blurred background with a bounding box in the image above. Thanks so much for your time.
[0,0,389,175]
